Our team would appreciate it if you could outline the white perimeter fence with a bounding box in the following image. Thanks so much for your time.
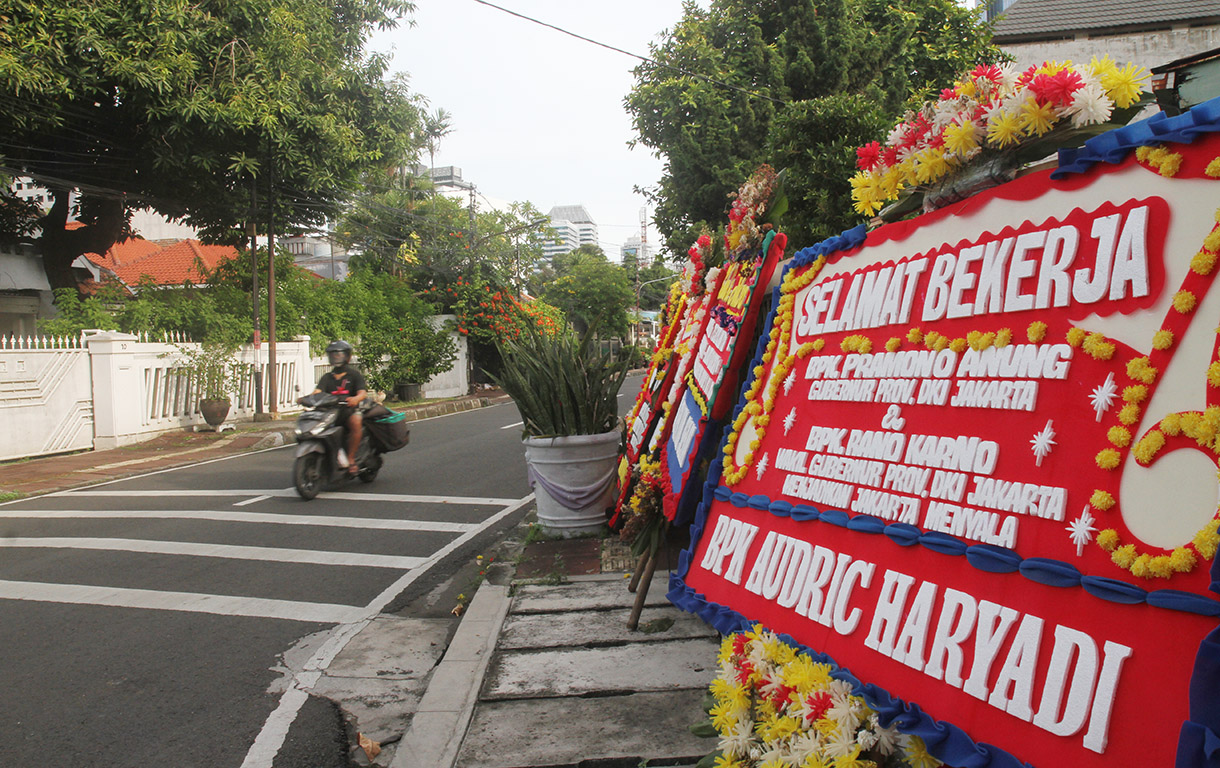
[0,320,466,462]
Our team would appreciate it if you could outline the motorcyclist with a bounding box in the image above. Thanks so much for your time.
[302,340,368,475]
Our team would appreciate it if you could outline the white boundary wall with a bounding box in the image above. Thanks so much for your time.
[1,321,467,461]
[0,332,313,460]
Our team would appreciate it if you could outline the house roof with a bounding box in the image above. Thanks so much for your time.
[993,0,1220,41]
[83,238,239,287]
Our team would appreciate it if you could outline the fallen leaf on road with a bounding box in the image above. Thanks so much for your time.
[359,733,381,761]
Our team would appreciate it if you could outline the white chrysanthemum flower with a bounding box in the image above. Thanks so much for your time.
[887,123,908,146]
[757,674,788,703]
[871,719,904,756]
[932,99,963,130]
[827,696,863,732]
[999,63,1022,90]
[754,743,786,766]
[822,725,859,759]
[788,730,823,762]
[1069,81,1114,127]
[856,727,879,750]
[705,266,721,286]
[718,718,757,758]
[826,679,854,698]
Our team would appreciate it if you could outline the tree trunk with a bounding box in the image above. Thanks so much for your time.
[37,189,127,293]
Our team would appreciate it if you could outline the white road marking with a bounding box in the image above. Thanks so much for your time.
[500,420,523,430]
[234,495,271,507]
[59,488,519,506]
[0,508,477,533]
[0,580,363,624]
[0,537,426,569]
[241,493,536,768]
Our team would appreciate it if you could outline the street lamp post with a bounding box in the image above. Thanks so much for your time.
[633,273,676,346]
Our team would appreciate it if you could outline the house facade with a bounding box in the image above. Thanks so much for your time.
[991,0,1220,72]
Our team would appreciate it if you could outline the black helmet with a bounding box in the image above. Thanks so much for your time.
[326,340,353,368]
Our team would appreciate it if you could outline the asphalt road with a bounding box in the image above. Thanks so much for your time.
[0,397,537,768]
[0,374,644,768]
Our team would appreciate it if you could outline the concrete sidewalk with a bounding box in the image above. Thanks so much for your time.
[386,574,718,768]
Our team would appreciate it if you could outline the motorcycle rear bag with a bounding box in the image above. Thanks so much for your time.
[366,408,410,452]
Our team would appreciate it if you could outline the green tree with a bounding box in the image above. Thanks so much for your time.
[626,0,1004,254]
[541,252,633,338]
[0,0,420,291]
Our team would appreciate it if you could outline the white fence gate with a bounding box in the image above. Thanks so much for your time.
[0,334,93,460]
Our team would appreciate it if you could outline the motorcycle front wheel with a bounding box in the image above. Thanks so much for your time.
[293,453,325,500]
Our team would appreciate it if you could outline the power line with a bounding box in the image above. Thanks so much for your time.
[470,0,787,107]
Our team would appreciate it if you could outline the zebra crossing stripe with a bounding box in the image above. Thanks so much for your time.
[0,537,426,569]
[0,579,363,624]
[0,508,478,533]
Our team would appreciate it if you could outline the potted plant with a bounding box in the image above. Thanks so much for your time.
[491,324,630,536]
[171,342,249,428]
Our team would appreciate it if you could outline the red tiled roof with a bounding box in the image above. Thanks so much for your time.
[108,239,238,286]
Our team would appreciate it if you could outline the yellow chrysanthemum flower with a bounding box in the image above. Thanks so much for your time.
[1020,98,1059,137]
[943,121,980,156]
[986,110,1023,148]
[1112,543,1138,568]
[1152,329,1175,350]
[1174,290,1197,313]
[1102,62,1150,109]
[914,147,952,184]
[849,172,884,217]
[1192,250,1217,275]
[1096,448,1121,469]
[886,337,902,352]
[1206,157,1220,178]
[1108,426,1132,448]
[995,327,1013,347]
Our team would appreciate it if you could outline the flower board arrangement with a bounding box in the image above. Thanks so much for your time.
[850,58,1152,219]
[694,626,941,768]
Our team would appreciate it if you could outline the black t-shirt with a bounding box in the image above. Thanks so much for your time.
[318,366,367,399]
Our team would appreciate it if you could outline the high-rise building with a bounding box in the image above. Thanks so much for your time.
[543,205,598,260]
[620,234,652,267]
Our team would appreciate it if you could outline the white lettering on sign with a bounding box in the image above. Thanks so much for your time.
[797,258,930,336]
[920,206,1150,323]
[695,517,1137,755]
[859,568,1133,754]
[793,205,1153,338]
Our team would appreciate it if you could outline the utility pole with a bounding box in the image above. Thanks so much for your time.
[249,176,263,416]
[267,156,278,415]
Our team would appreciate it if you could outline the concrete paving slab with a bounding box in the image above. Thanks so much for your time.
[483,636,718,700]
[510,575,671,614]
[325,616,450,679]
[455,690,714,768]
[499,605,717,650]
[308,675,423,745]
[391,584,511,768]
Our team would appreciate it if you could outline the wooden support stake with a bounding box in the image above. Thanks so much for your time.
[627,550,649,593]
[627,552,658,631]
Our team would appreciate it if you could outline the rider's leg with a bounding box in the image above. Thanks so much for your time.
[347,412,363,474]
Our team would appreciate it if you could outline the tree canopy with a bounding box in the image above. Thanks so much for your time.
[626,0,1005,255]
[0,0,420,290]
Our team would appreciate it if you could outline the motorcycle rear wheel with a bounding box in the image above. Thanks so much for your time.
[358,453,382,484]
[294,453,325,500]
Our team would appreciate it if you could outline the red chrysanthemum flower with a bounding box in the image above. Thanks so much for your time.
[856,141,882,171]
[971,64,1004,85]
[804,691,833,722]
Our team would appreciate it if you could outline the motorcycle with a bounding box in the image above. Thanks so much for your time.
[292,392,383,500]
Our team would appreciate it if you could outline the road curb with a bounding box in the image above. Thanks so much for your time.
[391,582,512,768]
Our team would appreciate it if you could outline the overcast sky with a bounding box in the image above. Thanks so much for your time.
[370,0,696,261]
